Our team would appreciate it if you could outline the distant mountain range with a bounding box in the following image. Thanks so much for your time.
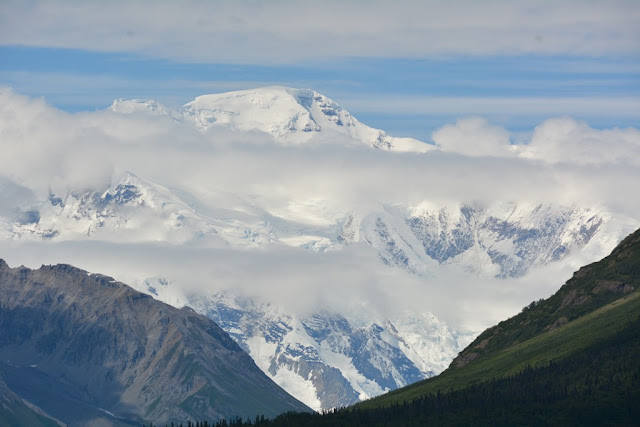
[1,86,637,410]
[0,260,309,426]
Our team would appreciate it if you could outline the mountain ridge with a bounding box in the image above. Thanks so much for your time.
[0,259,310,425]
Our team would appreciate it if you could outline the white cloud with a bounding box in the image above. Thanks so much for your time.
[1,87,638,213]
[0,238,606,331]
[1,1,638,63]
[428,114,640,167]
[521,117,640,166]
[432,117,513,157]
[0,88,117,194]
[1,89,639,331]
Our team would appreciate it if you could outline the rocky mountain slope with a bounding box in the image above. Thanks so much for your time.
[189,292,473,411]
[0,375,61,427]
[0,260,309,426]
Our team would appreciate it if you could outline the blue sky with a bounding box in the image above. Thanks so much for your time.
[1,0,638,141]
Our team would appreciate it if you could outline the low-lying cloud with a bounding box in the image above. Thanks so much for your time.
[0,238,613,332]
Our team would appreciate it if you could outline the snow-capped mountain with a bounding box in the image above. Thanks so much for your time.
[8,171,610,281]
[2,86,638,413]
[352,202,606,278]
[110,87,432,152]
[10,172,281,248]
[11,172,221,244]
[186,291,472,411]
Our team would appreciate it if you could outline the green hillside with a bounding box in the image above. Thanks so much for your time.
[358,287,640,410]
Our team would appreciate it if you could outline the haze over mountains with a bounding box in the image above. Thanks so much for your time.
[1,86,639,410]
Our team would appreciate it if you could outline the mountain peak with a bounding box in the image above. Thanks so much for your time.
[108,86,432,152]
[183,86,324,137]
[182,86,431,151]
[186,86,316,106]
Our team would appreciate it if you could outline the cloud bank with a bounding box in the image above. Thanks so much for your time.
[1,87,639,330]
[432,115,640,167]
[1,1,638,63]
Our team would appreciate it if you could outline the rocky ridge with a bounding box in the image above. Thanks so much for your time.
[0,260,309,425]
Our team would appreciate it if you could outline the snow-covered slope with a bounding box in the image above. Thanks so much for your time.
[9,172,279,248]
[352,202,607,278]
[110,87,433,152]
[187,291,470,411]
[11,172,218,244]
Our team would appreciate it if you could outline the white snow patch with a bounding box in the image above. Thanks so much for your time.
[272,366,322,412]
[245,335,278,373]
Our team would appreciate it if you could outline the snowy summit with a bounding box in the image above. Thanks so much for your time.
[110,87,433,152]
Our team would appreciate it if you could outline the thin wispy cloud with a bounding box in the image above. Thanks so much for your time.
[2,1,637,138]
[340,96,640,118]
[2,1,639,62]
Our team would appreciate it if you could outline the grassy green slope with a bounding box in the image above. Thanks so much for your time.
[359,227,640,409]
[266,316,639,425]
[359,288,640,409]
